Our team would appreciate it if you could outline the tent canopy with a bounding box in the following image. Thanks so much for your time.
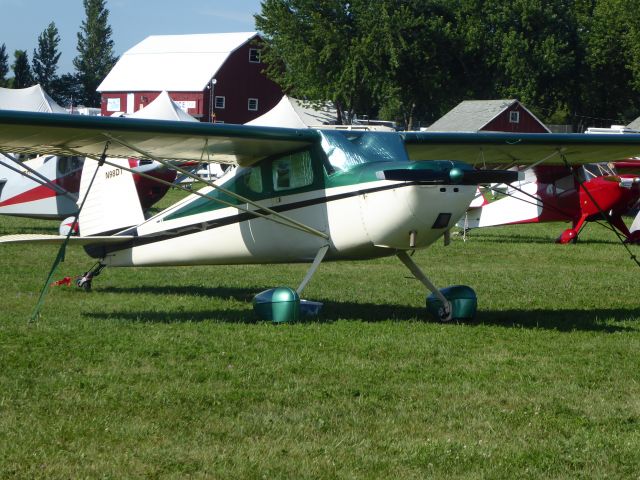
[246,96,337,128]
[127,91,198,122]
[0,85,66,113]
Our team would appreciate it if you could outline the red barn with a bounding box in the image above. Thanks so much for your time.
[425,99,550,133]
[97,32,283,124]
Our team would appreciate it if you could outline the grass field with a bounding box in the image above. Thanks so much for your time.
[1,189,639,478]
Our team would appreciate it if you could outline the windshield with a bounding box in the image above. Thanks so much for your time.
[320,130,408,172]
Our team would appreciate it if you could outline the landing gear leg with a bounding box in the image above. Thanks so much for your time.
[296,245,329,295]
[396,251,452,322]
[76,262,106,292]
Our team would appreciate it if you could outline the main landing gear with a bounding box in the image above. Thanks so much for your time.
[252,245,329,323]
[396,251,477,322]
[76,262,106,292]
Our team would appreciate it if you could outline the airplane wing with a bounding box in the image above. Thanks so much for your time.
[403,131,640,166]
[0,110,320,167]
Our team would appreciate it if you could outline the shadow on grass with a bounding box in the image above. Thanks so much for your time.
[87,285,639,332]
[462,233,624,246]
[99,285,257,302]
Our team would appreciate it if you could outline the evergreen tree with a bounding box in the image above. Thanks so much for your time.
[32,22,62,93]
[73,0,118,106]
[12,49,34,88]
[0,43,9,87]
[50,72,84,109]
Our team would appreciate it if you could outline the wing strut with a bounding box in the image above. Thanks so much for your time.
[98,133,329,240]
[30,142,110,321]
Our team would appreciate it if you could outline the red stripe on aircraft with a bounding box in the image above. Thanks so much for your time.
[0,182,59,207]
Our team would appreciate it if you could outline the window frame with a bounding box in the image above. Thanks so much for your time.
[214,96,226,109]
[509,111,520,124]
[248,98,259,111]
[248,48,260,63]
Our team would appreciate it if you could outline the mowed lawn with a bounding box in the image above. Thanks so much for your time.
[1,191,639,479]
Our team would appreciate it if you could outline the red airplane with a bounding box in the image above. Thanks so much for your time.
[460,163,640,243]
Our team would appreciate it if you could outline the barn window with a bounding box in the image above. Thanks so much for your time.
[248,98,259,111]
[249,48,260,63]
[215,96,225,109]
[509,111,520,123]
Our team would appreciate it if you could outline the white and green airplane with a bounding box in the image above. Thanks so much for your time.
[1,110,639,321]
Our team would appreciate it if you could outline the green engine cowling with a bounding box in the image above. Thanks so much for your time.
[426,285,477,321]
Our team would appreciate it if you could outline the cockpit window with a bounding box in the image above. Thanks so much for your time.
[240,166,263,194]
[320,130,408,172]
[57,156,82,175]
[272,150,314,191]
[578,163,615,182]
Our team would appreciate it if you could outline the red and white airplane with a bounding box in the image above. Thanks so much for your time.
[0,90,195,228]
[460,163,640,243]
[0,154,176,222]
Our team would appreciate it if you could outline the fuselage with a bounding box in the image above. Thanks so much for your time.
[0,154,82,219]
[95,130,476,267]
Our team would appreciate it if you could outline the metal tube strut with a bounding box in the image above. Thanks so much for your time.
[296,244,329,295]
[396,250,452,321]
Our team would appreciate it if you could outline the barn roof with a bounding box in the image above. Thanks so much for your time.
[425,99,550,132]
[98,32,258,93]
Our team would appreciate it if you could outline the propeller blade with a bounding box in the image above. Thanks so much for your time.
[459,170,520,185]
[378,168,520,185]
[378,169,449,183]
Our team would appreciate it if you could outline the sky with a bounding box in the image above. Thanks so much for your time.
[0,0,263,74]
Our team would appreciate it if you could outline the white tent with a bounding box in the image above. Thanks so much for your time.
[126,91,198,122]
[0,85,66,113]
[98,32,258,92]
[246,96,337,128]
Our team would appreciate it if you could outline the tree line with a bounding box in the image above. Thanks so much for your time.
[256,0,640,130]
[0,0,117,108]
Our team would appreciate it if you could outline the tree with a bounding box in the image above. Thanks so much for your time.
[579,0,640,126]
[12,49,34,88]
[50,73,84,109]
[32,22,62,93]
[255,0,640,129]
[256,0,394,123]
[376,0,464,128]
[73,0,118,106]
[0,43,9,87]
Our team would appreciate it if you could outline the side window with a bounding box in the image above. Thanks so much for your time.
[272,151,314,192]
[57,156,70,175]
[240,166,263,194]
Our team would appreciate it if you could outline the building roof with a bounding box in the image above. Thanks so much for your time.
[425,99,549,132]
[0,85,66,113]
[246,96,337,128]
[98,32,258,93]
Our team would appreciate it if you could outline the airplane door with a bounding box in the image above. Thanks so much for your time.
[243,152,328,262]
